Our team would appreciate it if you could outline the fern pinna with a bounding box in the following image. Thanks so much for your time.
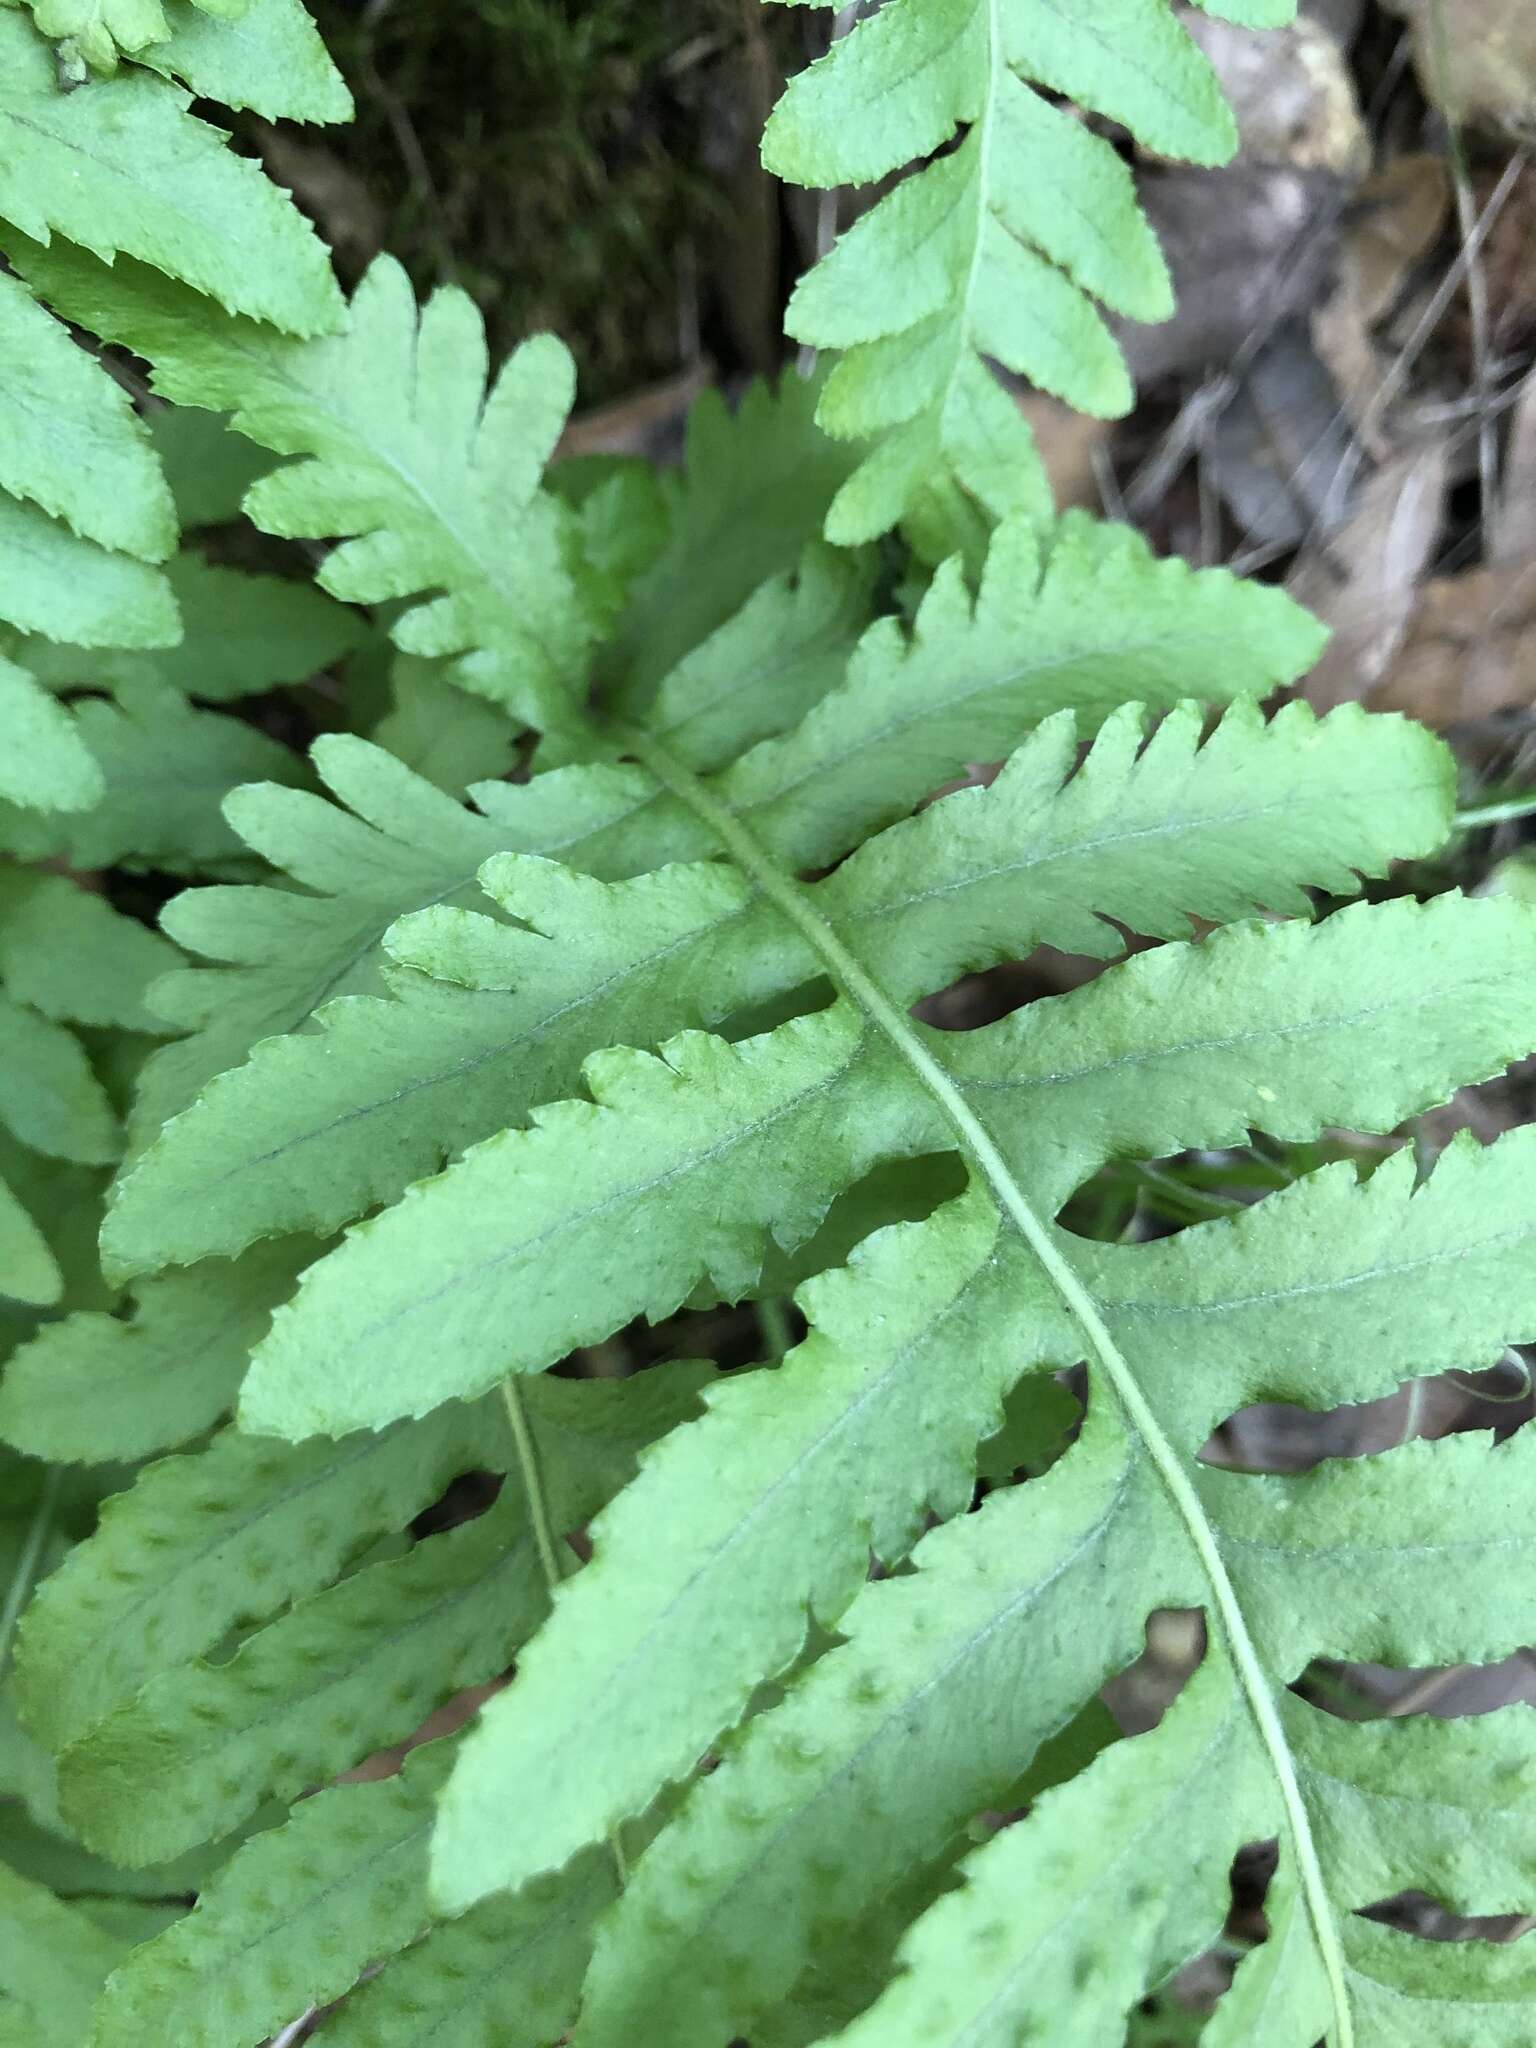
[1,2,1534,2045]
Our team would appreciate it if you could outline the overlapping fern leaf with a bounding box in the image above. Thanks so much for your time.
[4,5,1535,2040]
[764,0,1295,539]
[0,0,346,817]
[49,424,1536,2043]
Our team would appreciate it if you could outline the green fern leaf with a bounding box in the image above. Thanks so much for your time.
[135,0,353,123]
[574,1340,1536,2045]
[61,1485,550,1861]
[0,996,118,1167]
[0,1241,309,1464]
[17,556,364,703]
[0,867,178,1032]
[814,1657,1251,2048]
[146,406,270,528]
[89,1741,460,2048]
[90,1740,612,2048]
[0,1171,63,1308]
[153,556,365,702]
[15,1397,496,1755]
[424,890,1536,1904]
[0,16,340,334]
[17,0,249,75]
[19,1368,708,1867]
[0,677,301,871]
[0,657,102,814]
[370,658,520,795]
[115,733,592,1148]
[763,0,1296,539]
[0,269,175,562]
[0,494,178,649]
[613,539,876,772]
[239,708,1456,1438]
[0,1865,140,2047]
[0,1136,110,1352]
[596,377,867,708]
[319,1855,612,2048]
[103,521,1327,1276]
[6,239,598,730]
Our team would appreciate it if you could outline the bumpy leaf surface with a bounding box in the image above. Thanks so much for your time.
[762,0,1299,537]
[7,241,599,732]
[105,518,1328,1275]
[0,16,340,334]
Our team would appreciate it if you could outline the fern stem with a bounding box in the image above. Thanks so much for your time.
[1456,793,1536,830]
[0,1467,61,1679]
[620,720,1356,2048]
[756,1296,795,1362]
[500,1376,566,1593]
[498,1375,631,1887]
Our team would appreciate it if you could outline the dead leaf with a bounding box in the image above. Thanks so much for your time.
[1374,562,1536,722]
[1208,319,1360,546]
[1118,166,1341,384]
[558,363,712,462]
[1293,437,1450,709]
[1492,372,1536,565]
[1312,154,1452,454]
[1372,378,1536,722]
[1016,391,1109,511]
[1179,9,1370,177]
[1381,0,1536,139]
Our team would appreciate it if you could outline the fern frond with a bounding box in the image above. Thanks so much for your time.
[116,733,596,1145]
[91,1735,612,2048]
[0,1865,139,2047]
[147,405,270,528]
[151,556,365,702]
[613,539,876,772]
[0,15,339,333]
[89,1740,459,2048]
[0,865,173,1315]
[0,494,178,650]
[0,1241,308,1464]
[596,376,867,708]
[131,0,353,123]
[764,0,1297,539]
[813,1657,1250,2048]
[18,1367,708,1872]
[0,677,301,870]
[0,269,174,564]
[0,657,102,815]
[19,0,246,76]
[319,1853,613,2048]
[61,1487,549,1861]
[103,522,1327,1274]
[420,892,1536,1906]
[574,1337,1536,2045]
[7,240,598,731]
[0,996,118,1167]
[0,867,177,1032]
[14,1398,497,1754]
[0,1172,63,1308]
[239,723,1461,1438]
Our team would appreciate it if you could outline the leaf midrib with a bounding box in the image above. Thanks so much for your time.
[619,717,1357,2048]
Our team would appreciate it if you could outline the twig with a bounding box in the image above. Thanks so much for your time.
[1428,0,1499,530]
[499,1378,630,1886]
[0,1468,61,1678]
[1455,791,1536,830]
[796,3,859,378]
[268,2012,318,2048]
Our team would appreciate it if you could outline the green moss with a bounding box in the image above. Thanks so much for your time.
[308,0,774,399]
